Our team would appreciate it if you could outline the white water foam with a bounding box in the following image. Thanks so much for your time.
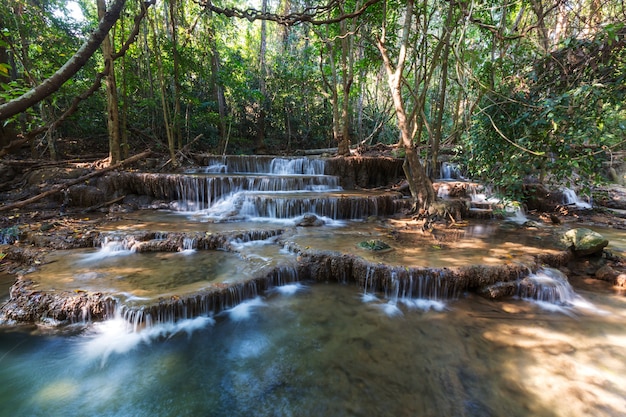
[504,204,528,225]
[361,293,378,303]
[377,302,403,317]
[78,314,215,366]
[561,187,592,209]
[520,268,606,315]
[271,283,308,296]
[220,297,266,322]
[79,240,134,263]
[400,298,447,312]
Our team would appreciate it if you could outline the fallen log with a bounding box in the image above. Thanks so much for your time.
[302,147,338,155]
[0,150,151,212]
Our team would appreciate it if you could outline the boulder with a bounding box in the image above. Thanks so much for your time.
[595,264,617,282]
[296,214,325,227]
[561,228,609,257]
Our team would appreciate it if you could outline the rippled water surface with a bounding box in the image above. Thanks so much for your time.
[1,280,625,417]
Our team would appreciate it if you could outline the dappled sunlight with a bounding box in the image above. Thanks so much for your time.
[478,299,626,417]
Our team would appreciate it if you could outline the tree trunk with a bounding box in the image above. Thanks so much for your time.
[376,0,437,210]
[205,11,227,151]
[0,0,127,121]
[376,0,435,210]
[430,0,455,178]
[168,0,183,150]
[98,0,122,165]
[255,0,269,154]
[337,10,354,156]
[149,7,177,166]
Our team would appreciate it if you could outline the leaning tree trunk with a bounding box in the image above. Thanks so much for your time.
[376,0,436,211]
[255,0,269,154]
[0,0,127,121]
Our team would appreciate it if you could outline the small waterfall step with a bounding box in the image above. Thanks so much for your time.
[168,156,410,220]
[106,155,413,220]
[193,155,328,175]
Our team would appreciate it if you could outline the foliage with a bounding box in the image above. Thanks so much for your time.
[0,0,625,201]
[461,23,626,199]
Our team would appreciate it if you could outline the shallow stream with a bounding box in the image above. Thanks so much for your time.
[1,279,625,417]
[1,156,625,416]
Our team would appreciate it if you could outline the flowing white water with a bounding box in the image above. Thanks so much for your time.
[361,269,449,315]
[78,313,215,367]
[561,187,592,209]
[3,283,625,417]
[79,237,135,262]
[504,204,528,225]
[440,162,463,180]
[173,157,393,222]
[519,267,605,315]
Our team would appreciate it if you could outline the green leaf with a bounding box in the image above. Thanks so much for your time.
[0,63,10,77]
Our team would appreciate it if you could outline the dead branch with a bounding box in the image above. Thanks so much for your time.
[0,1,154,158]
[0,0,128,121]
[159,134,204,170]
[0,150,151,212]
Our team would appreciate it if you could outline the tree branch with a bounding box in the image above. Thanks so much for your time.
[197,0,381,26]
[0,0,127,121]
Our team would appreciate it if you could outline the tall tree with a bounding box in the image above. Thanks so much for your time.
[255,0,269,154]
[98,0,122,164]
[318,1,359,156]
[375,0,444,210]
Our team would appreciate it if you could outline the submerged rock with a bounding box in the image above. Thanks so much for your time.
[357,239,392,252]
[561,228,608,257]
[296,214,325,227]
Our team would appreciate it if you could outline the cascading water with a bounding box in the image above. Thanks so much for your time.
[440,162,463,180]
[517,267,601,314]
[174,156,398,222]
[2,155,623,417]
[561,187,592,209]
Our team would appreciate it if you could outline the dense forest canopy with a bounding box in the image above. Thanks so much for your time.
[0,0,625,204]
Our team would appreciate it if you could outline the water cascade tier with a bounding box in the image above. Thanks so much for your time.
[101,156,411,221]
[1,156,622,417]
[1,226,572,326]
[0,155,590,328]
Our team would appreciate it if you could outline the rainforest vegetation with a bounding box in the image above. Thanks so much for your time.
[0,0,625,208]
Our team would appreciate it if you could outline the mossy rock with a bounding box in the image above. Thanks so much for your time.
[357,239,393,253]
[561,228,608,257]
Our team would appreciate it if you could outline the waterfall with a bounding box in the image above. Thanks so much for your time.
[361,266,452,313]
[170,156,403,221]
[81,235,136,262]
[517,267,600,314]
[518,267,582,304]
[180,237,196,253]
[269,157,326,175]
[177,157,347,220]
[440,162,462,180]
[561,187,592,209]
